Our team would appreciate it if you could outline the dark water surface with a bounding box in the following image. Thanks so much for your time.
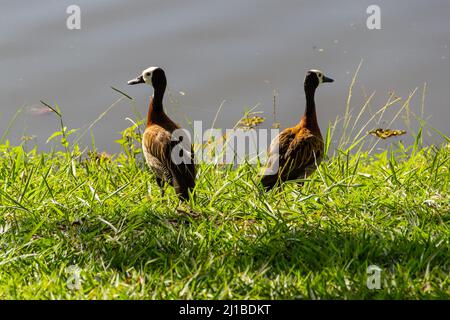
[1,0,449,152]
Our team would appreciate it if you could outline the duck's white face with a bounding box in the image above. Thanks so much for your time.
[309,69,325,84]
[128,66,161,85]
[141,66,160,84]
[307,69,334,84]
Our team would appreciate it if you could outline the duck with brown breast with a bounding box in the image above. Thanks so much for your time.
[128,67,196,207]
[260,69,334,190]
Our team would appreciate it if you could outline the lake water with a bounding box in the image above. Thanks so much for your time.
[1,0,449,152]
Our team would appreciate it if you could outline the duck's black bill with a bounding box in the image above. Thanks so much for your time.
[127,75,145,85]
[323,76,334,83]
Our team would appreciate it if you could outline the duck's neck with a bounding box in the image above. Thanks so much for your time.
[300,86,320,134]
[147,86,165,126]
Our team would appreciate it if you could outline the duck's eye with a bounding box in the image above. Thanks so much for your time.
[146,72,151,77]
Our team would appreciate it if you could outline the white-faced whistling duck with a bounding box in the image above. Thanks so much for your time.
[260,69,334,190]
[128,67,196,201]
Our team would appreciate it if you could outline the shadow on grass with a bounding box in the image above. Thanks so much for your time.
[79,209,448,281]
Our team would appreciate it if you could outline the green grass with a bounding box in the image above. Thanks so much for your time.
[1,65,449,299]
[0,137,448,299]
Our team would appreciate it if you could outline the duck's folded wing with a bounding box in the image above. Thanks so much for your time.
[168,137,196,190]
[283,134,323,177]
[143,128,196,188]
[142,129,173,182]
[260,129,295,187]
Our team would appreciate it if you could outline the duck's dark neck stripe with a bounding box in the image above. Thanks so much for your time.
[301,86,320,132]
[147,86,165,126]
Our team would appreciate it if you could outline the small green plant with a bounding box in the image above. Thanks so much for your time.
[41,101,78,153]
[115,119,144,160]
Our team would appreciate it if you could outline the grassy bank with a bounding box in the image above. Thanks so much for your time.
[1,65,449,299]
[0,136,448,299]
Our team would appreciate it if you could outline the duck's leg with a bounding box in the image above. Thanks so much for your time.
[156,177,165,197]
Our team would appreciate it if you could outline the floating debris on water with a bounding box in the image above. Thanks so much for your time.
[238,115,266,129]
[368,128,406,139]
[27,105,53,116]
[21,135,37,142]
[312,45,324,52]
